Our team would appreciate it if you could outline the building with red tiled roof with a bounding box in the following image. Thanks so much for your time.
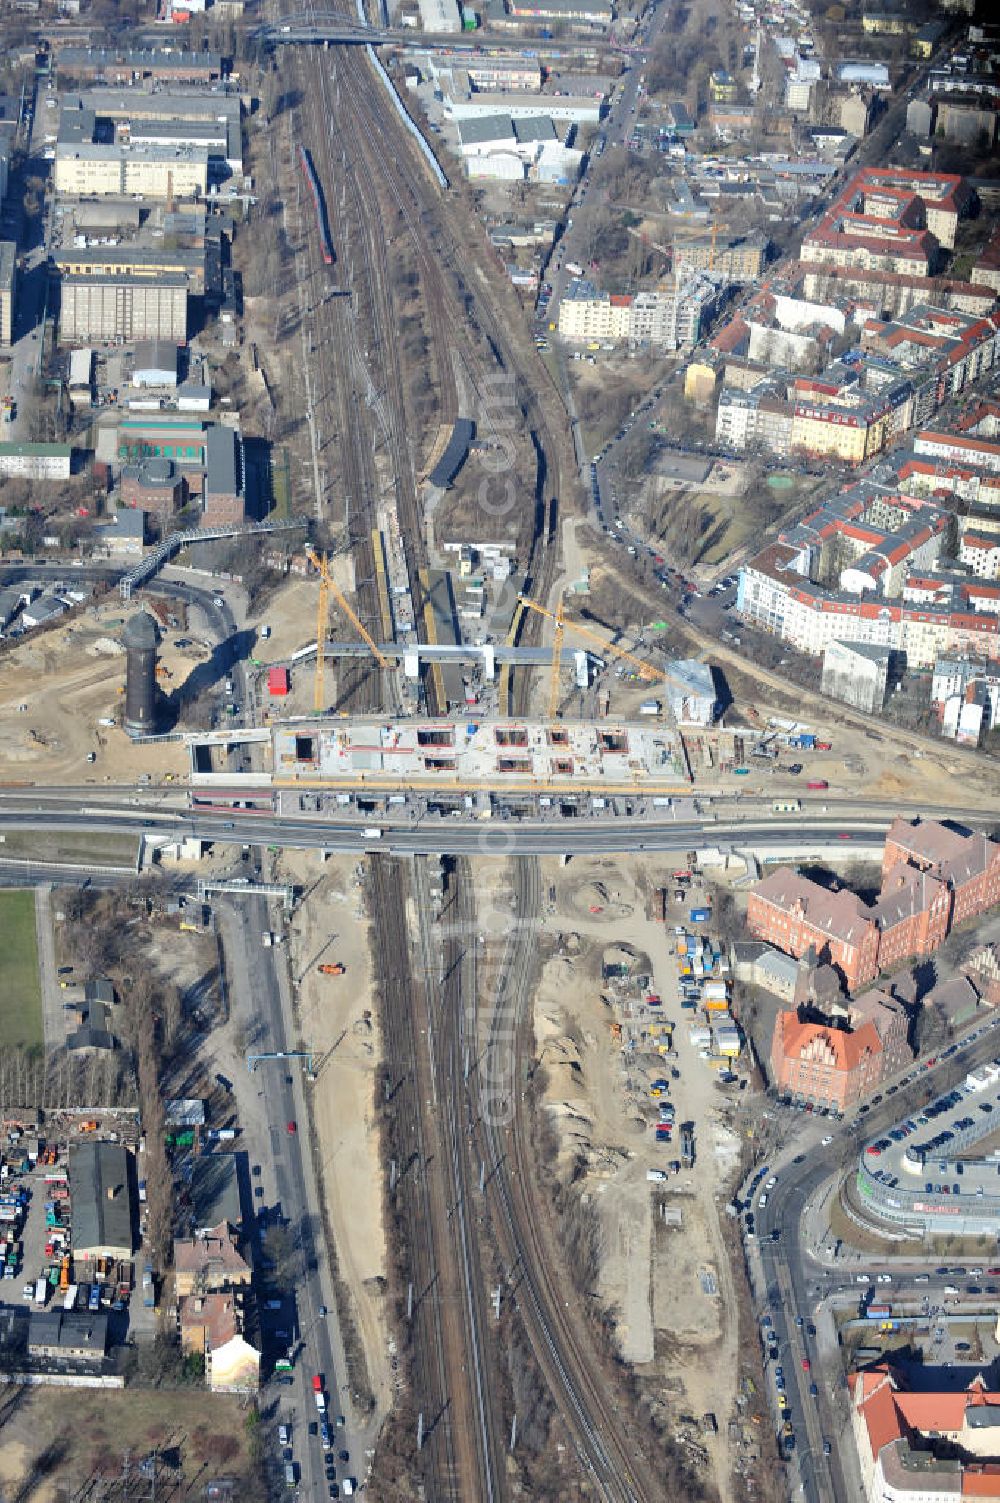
[753,823,1000,1104]
[770,1011,886,1111]
[850,1364,1000,1502]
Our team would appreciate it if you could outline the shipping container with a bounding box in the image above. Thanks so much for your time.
[806,780,828,790]
[268,666,290,697]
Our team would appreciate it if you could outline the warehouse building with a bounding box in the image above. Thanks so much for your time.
[58,274,187,346]
[69,1141,135,1262]
[55,47,224,85]
[203,424,245,527]
[0,240,15,347]
[53,142,209,199]
[28,1310,109,1365]
[0,443,73,480]
[55,246,207,298]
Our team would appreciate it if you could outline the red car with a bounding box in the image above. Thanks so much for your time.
[287,1120,297,1134]
[801,1358,810,1371]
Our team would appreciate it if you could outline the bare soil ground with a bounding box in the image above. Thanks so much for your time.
[278,849,394,1431]
[0,1385,260,1501]
[0,600,190,785]
[529,853,744,1503]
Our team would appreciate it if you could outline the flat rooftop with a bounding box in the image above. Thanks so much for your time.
[861,1057,1000,1211]
[268,716,689,791]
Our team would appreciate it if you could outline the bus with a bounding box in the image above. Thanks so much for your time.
[772,800,801,814]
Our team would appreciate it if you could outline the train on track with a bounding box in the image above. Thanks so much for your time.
[298,144,335,266]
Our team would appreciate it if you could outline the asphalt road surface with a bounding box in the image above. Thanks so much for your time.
[746,1015,1000,1503]
[223,892,360,1498]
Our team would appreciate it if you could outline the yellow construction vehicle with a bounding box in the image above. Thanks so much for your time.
[517,594,660,719]
[305,547,389,713]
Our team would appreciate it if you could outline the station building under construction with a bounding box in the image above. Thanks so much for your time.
[187,716,692,796]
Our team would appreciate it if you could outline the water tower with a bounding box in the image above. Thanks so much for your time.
[122,611,160,735]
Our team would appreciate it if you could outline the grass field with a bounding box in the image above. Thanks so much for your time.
[0,1385,262,1498]
[0,890,42,1049]
[0,831,138,867]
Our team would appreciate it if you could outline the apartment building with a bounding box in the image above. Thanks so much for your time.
[0,240,15,347]
[558,276,716,350]
[914,428,1000,473]
[851,1364,1000,1503]
[672,232,767,282]
[739,542,1000,666]
[54,142,209,199]
[790,393,892,463]
[801,167,973,276]
[860,305,1000,399]
[961,531,1000,579]
[58,274,188,345]
[897,455,1000,508]
[800,261,997,319]
[716,386,794,456]
[820,639,893,713]
[972,227,1000,294]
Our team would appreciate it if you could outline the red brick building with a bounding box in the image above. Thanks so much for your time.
[120,458,186,529]
[871,862,951,971]
[770,1013,883,1112]
[770,988,911,1109]
[883,818,1000,929]
[746,868,880,990]
[749,821,1000,992]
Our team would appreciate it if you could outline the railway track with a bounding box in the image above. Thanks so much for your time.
[265,5,634,1487]
[460,854,662,1503]
[415,856,507,1503]
[369,855,466,1499]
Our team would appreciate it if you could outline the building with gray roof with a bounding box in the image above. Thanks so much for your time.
[188,1154,242,1235]
[28,1310,109,1364]
[69,1141,134,1261]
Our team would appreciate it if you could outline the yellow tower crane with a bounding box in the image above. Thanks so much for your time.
[306,546,389,713]
[518,593,659,719]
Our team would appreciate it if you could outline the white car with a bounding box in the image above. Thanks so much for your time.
[876,1273,892,1284]
[766,1176,777,1189]
[821,1135,833,1146]
[758,1194,768,1208]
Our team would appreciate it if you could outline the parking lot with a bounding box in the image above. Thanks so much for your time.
[2,1115,141,1342]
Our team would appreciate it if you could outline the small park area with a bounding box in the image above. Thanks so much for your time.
[0,889,43,1048]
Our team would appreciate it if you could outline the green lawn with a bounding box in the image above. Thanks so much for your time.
[0,890,43,1048]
